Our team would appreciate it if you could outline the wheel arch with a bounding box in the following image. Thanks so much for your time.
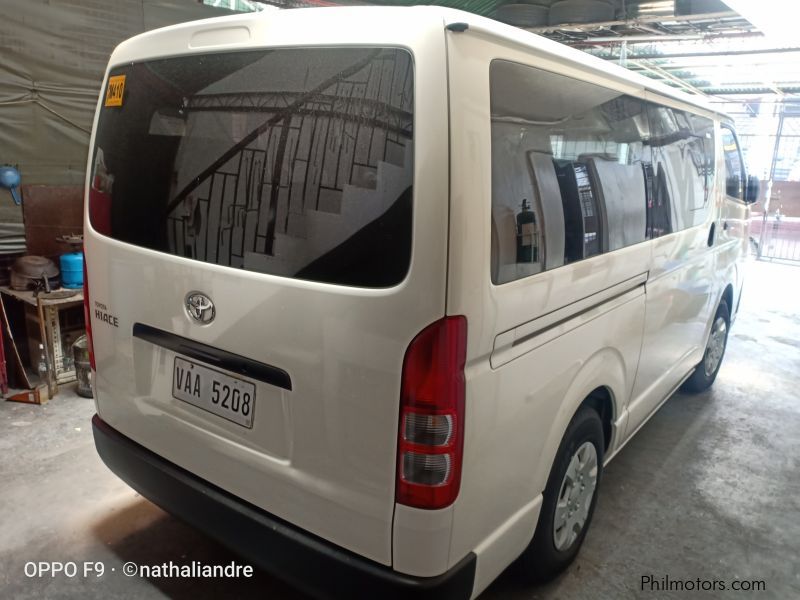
[583,386,614,453]
[721,283,734,319]
[532,348,626,495]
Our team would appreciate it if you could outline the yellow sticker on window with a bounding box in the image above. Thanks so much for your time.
[105,75,126,107]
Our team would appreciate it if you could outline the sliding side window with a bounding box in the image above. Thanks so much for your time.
[490,60,651,284]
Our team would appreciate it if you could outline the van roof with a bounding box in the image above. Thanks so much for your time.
[110,6,730,123]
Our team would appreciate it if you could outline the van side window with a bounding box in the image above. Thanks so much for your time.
[490,60,650,284]
[721,127,744,200]
[648,105,715,233]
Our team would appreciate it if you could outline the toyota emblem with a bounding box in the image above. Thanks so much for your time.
[185,292,215,324]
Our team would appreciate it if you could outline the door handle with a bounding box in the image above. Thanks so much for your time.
[707,222,716,247]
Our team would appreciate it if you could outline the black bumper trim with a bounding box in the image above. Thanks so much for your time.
[132,323,292,391]
[92,415,476,600]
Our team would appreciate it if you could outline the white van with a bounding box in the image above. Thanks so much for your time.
[86,7,756,598]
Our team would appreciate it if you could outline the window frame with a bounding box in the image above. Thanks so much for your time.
[720,124,747,203]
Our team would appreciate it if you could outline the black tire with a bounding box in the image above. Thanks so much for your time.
[519,406,604,582]
[681,299,730,394]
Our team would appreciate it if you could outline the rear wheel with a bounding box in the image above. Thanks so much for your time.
[519,406,604,582]
[681,299,730,394]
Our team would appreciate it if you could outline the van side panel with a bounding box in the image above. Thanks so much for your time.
[444,33,649,595]
[626,223,713,431]
[624,92,719,433]
[627,115,750,436]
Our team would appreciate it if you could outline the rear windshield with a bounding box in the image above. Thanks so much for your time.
[90,48,414,287]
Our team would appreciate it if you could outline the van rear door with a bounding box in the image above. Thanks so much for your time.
[85,33,449,565]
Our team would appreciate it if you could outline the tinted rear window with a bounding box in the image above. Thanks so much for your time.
[90,48,414,287]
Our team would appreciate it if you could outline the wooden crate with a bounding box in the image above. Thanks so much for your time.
[25,302,84,384]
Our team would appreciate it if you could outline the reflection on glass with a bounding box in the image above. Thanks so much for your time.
[490,60,716,284]
[515,199,539,264]
[722,128,744,200]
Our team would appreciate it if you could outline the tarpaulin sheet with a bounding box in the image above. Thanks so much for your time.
[0,0,235,194]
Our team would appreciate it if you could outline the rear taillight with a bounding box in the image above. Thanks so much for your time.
[82,253,95,370]
[396,316,467,510]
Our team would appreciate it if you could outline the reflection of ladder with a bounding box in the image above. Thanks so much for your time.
[165,48,414,271]
[167,130,412,271]
[244,142,412,276]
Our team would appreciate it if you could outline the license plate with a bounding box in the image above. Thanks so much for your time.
[172,357,255,428]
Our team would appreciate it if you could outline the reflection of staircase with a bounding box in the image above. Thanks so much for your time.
[243,142,412,276]
[166,49,414,270]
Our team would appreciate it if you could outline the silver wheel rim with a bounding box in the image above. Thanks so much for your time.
[553,441,598,551]
[703,316,727,377]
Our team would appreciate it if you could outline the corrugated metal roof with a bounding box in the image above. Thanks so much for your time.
[368,0,499,17]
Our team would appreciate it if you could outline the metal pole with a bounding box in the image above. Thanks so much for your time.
[758,103,785,259]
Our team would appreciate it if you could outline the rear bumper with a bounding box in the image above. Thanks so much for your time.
[92,415,476,599]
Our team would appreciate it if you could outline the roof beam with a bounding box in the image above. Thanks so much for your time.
[596,47,800,61]
[699,87,800,95]
[632,60,709,96]
[526,10,742,34]
[623,60,800,71]
[574,31,761,45]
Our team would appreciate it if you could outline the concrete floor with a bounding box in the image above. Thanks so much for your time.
[1,259,799,599]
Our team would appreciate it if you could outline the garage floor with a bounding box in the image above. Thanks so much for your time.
[2,260,798,599]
